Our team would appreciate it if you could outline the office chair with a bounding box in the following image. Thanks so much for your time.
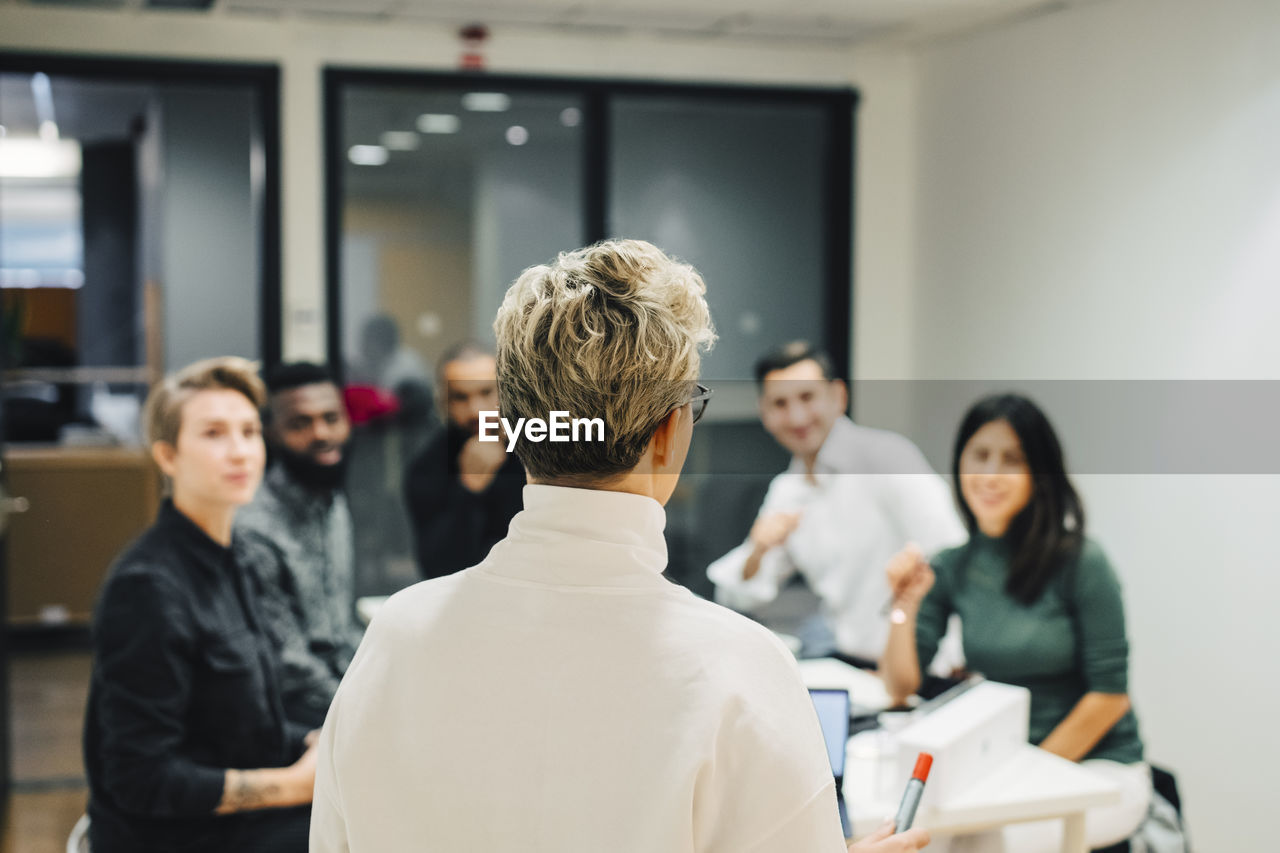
[66,814,90,853]
[1094,764,1187,853]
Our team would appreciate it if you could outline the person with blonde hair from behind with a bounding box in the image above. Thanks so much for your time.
[84,357,316,853]
[311,240,930,853]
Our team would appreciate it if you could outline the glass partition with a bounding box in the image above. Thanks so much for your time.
[327,73,854,599]
[1,61,277,626]
[332,79,587,594]
[0,56,278,820]
[610,95,829,383]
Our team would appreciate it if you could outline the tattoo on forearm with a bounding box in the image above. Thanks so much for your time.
[218,769,284,813]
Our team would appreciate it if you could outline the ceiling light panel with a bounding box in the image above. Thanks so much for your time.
[380,131,420,150]
[719,13,897,42]
[222,0,401,15]
[146,0,218,9]
[393,0,561,26]
[417,114,461,134]
[553,7,724,31]
[0,138,83,179]
[348,144,389,166]
[461,92,512,112]
[25,0,129,7]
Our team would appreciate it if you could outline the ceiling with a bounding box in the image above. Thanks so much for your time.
[16,0,1092,46]
[1,0,1098,184]
[1,0,1094,142]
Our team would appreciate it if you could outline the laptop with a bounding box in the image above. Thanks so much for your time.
[808,687,852,839]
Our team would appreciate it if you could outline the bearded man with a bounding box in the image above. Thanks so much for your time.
[237,362,364,727]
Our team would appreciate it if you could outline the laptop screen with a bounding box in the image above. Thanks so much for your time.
[808,688,850,778]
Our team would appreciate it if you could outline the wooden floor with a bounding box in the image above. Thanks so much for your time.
[3,790,87,853]
[2,651,92,853]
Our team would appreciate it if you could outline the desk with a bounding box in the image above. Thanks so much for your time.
[846,742,1120,853]
[797,656,894,713]
[5,446,160,626]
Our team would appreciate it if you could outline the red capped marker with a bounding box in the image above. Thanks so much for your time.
[893,752,933,832]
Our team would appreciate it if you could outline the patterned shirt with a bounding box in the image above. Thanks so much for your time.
[236,463,363,726]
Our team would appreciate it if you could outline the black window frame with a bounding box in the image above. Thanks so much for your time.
[0,51,283,369]
[322,69,856,383]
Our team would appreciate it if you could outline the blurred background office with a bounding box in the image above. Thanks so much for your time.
[1,0,1277,849]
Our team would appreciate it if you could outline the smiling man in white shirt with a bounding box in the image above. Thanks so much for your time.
[707,341,964,668]
[311,242,929,853]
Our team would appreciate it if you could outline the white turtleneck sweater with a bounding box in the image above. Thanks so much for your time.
[311,484,846,853]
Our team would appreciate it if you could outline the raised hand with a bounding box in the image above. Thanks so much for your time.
[748,510,803,553]
[885,544,934,611]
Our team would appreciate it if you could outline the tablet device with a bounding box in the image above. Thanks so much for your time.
[809,687,852,839]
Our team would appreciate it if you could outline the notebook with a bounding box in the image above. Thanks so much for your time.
[809,687,852,839]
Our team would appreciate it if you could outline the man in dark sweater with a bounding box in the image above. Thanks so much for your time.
[236,362,363,728]
[404,341,525,579]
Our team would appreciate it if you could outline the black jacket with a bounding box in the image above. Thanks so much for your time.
[84,500,309,852]
[404,425,525,580]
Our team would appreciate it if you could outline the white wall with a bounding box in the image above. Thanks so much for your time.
[908,0,1280,846]
[847,47,920,383]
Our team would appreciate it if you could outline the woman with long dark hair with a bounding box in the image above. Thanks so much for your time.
[880,393,1150,851]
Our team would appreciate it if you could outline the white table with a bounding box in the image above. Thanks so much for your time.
[846,742,1120,853]
[796,656,895,713]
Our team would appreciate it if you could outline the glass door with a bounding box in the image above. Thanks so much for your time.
[328,74,588,595]
[606,88,852,593]
[326,72,854,598]
[0,57,279,822]
[0,59,278,631]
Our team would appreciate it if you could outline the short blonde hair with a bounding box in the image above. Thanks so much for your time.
[493,239,715,481]
[143,356,266,448]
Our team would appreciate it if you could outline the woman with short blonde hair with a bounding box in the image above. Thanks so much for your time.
[84,356,316,853]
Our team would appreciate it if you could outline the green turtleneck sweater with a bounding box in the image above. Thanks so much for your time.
[916,534,1144,764]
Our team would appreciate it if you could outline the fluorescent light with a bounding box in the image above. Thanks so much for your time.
[461,92,511,112]
[560,107,581,128]
[505,125,529,146]
[416,113,460,134]
[1,269,41,288]
[380,131,420,151]
[0,137,81,178]
[0,269,84,289]
[31,72,53,103]
[31,73,54,117]
[31,73,59,142]
[348,144,389,166]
